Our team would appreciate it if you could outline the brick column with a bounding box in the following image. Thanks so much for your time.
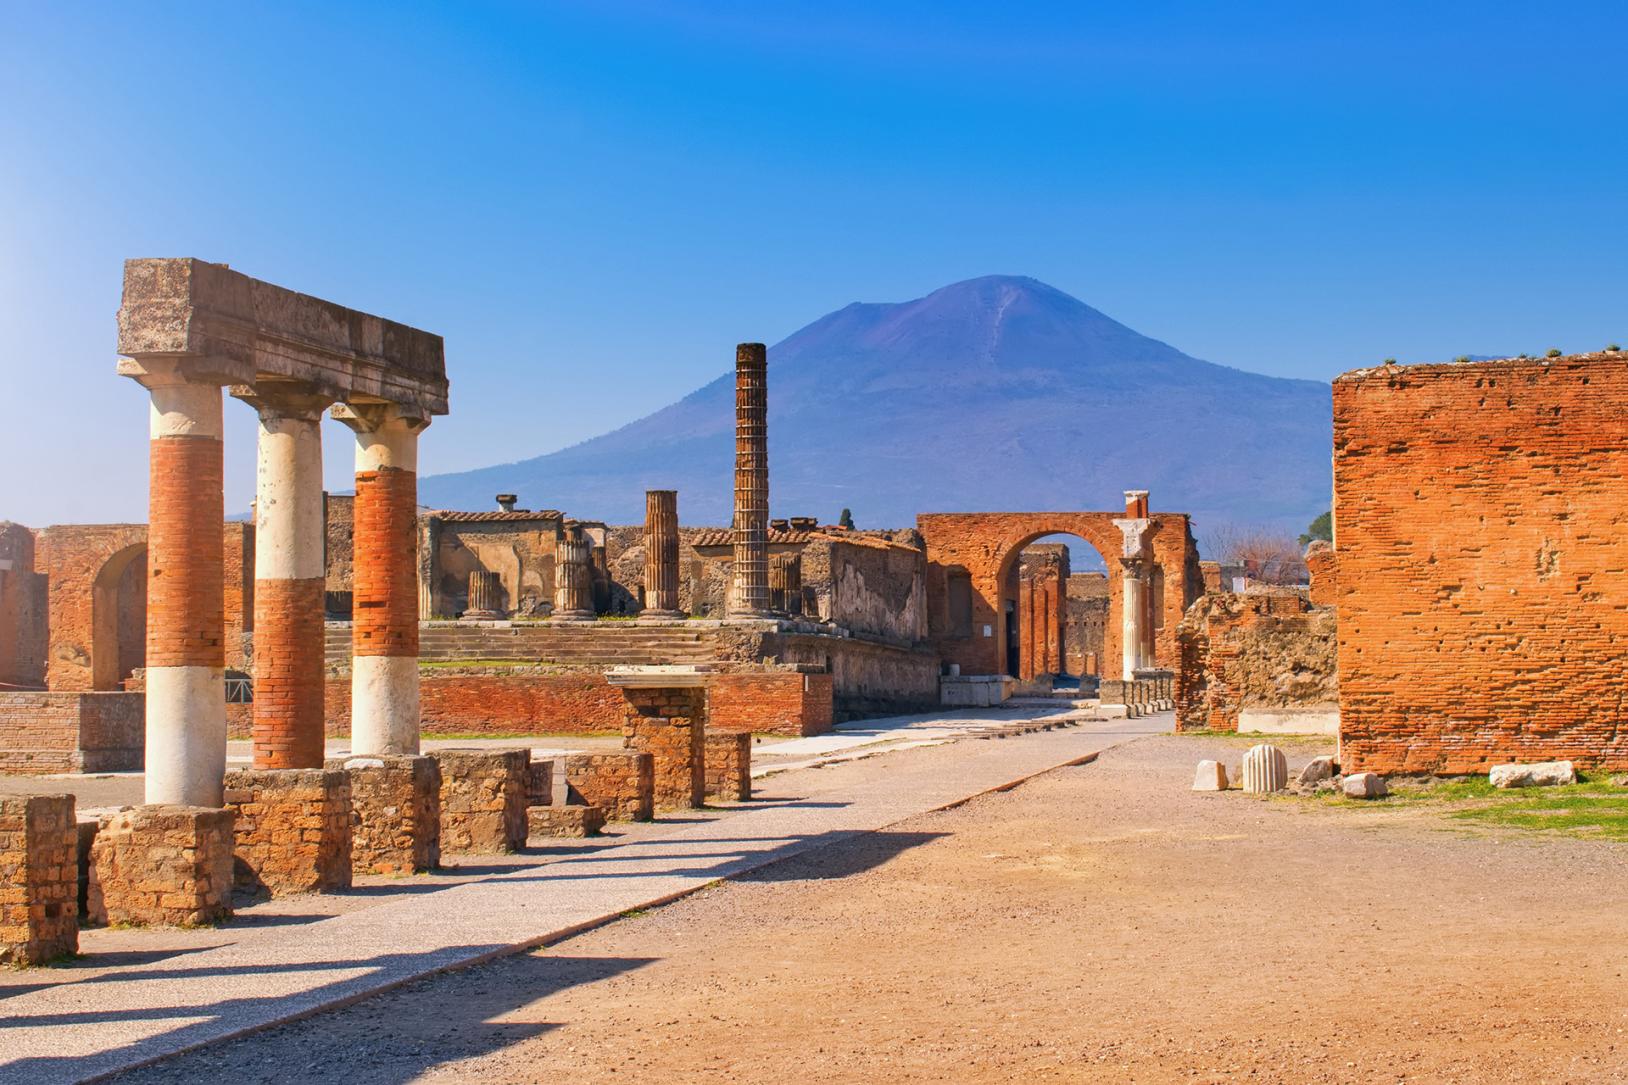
[640,489,682,619]
[334,404,427,756]
[728,343,771,617]
[553,524,594,620]
[135,363,228,806]
[239,389,329,769]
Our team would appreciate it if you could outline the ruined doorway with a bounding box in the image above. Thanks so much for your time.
[1001,533,1109,686]
[91,543,146,691]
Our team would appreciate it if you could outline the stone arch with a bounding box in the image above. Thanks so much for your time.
[92,543,147,690]
[917,509,1202,679]
[993,530,1109,682]
[36,523,151,691]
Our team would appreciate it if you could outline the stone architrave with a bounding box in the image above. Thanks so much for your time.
[640,490,683,619]
[728,343,771,617]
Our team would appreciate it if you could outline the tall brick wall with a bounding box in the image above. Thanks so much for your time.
[0,691,144,773]
[1065,573,1109,677]
[1334,352,1628,773]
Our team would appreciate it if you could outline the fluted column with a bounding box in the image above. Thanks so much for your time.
[1113,490,1154,681]
[553,524,594,620]
[334,403,428,756]
[1119,557,1146,680]
[239,388,330,769]
[728,343,770,617]
[641,490,682,619]
[133,361,227,806]
[464,570,502,619]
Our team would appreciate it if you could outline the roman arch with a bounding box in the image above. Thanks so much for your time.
[918,493,1203,680]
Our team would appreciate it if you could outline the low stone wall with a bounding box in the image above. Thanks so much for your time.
[0,691,143,774]
[330,756,440,875]
[1175,592,1337,734]
[0,794,78,964]
[707,670,833,736]
[564,751,654,822]
[528,805,606,838]
[621,687,705,811]
[223,769,352,897]
[430,749,529,854]
[87,805,235,927]
[761,632,940,720]
[703,732,751,802]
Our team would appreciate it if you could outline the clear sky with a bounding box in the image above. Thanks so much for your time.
[3,2,1624,525]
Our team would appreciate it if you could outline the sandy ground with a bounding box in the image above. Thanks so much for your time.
[108,732,1628,1085]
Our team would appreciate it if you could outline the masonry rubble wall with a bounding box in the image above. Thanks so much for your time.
[430,748,529,854]
[620,686,706,811]
[703,731,751,802]
[329,755,441,874]
[1175,591,1336,733]
[1334,351,1628,773]
[564,751,654,821]
[86,805,236,927]
[223,769,352,896]
[0,794,78,965]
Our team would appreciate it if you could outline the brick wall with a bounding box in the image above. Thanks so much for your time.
[1304,541,1337,609]
[620,686,706,811]
[0,522,47,688]
[0,794,77,964]
[223,769,351,896]
[703,731,751,802]
[1334,352,1628,773]
[1175,592,1336,733]
[564,751,654,821]
[708,671,833,736]
[0,691,143,774]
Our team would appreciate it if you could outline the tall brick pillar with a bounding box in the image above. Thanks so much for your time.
[728,343,771,617]
[132,362,228,806]
[334,403,428,756]
[553,523,594,620]
[640,490,682,619]
[238,388,330,769]
[1113,490,1154,681]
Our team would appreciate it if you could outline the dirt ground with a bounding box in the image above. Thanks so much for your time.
[111,733,1628,1085]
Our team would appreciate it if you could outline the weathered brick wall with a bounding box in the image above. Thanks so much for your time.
[621,686,706,811]
[0,691,143,774]
[760,632,937,720]
[87,805,235,927]
[917,510,1203,679]
[564,750,654,821]
[703,731,751,802]
[0,794,77,964]
[1334,352,1628,773]
[223,769,352,896]
[430,748,529,854]
[708,670,833,736]
[0,522,48,689]
[1175,592,1336,733]
[1065,573,1109,677]
[1304,541,1337,609]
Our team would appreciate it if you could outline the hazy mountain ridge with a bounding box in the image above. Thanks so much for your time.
[420,276,1333,535]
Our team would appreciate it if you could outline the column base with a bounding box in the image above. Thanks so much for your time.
[564,751,655,822]
[428,749,529,854]
[703,732,752,803]
[223,769,352,897]
[550,610,596,622]
[87,806,235,927]
[329,755,440,874]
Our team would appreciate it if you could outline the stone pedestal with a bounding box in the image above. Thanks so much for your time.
[608,667,710,812]
[430,748,529,854]
[223,768,352,897]
[87,805,235,927]
[565,751,655,822]
[0,794,78,965]
[704,732,752,802]
[330,755,440,874]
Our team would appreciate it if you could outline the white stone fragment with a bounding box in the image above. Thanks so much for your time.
[1241,744,1288,793]
[1192,760,1228,791]
[1489,761,1576,789]
[1297,756,1337,786]
[1342,772,1388,799]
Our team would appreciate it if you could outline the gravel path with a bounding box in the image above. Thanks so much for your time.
[102,732,1628,1084]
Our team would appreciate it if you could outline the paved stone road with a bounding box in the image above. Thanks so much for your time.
[0,709,1168,1085]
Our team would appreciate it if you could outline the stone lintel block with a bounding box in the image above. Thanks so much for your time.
[527,805,607,839]
[0,794,78,965]
[704,731,752,803]
[223,768,352,897]
[327,755,440,875]
[564,751,654,822]
[429,748,530,854]
[87,805,235,928]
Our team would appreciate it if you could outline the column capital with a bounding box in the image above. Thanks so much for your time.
[1111,517,1153,562]
[117,354,236,392]
[331,401,431,436]
[232,380,331,422]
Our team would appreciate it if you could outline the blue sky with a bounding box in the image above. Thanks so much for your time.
[3,2,1624,525]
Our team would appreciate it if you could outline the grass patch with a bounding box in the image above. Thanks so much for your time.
[419,730,622,742]
[1287,774,1628,842]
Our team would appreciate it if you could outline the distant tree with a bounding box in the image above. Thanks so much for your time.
[838,507,855,530]
[1298,510,1332,547]
[1205,524,1308,586]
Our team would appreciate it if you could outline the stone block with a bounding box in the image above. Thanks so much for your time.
[430,748,529,854]
[87,805,234,927]
[328,755,440,875]
[565,751,654,822]
[526,758,553,807]
[620,686,706,812]
[1342,772,1388,799]
[1191,760,1228,791]
[528,805,607,838]
[1489,761,1577,789]
[1296,756,1338,786]
[223,769,352,897]
[704,731,752,802]
[1241,744,1288,793]
[0,794,78,965]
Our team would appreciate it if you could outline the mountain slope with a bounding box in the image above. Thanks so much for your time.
[419,276,1332,535]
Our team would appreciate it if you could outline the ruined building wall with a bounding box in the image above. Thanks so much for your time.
[1175,591,1336,733]
[1334,352,1628,773]
[424,510,563,618]
[799,535,927,644]
[1065,572,1109,677]
[0,523,47,688]
[1016,546,1068,679]
[324,493,354,614]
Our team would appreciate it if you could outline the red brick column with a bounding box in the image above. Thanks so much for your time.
[335,404,428,755]
[728,343,771,617]
[239,390,330,769]
[136,365,228,806]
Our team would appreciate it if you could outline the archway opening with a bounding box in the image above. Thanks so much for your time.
[1000,533,1110,688]
[91,543,146,691]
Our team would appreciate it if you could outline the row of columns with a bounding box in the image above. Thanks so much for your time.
[130,364,428,807]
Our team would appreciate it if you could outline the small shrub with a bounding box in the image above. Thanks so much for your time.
[1383,357,1397,365]
[1546,347,1563,357]
[1608,343,1621,352]
[1453,355,1471,363]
